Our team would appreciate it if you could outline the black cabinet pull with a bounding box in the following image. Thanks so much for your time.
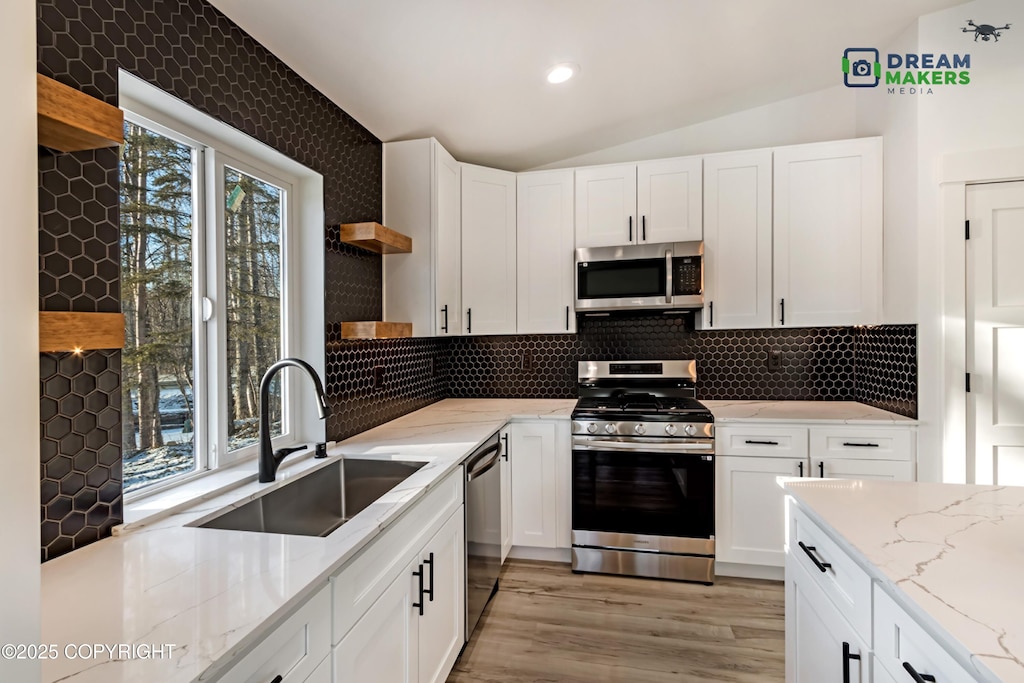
[441,305,448,333]
[423,552,435,602]
[270,677,283,683]
[501,432,509,460]
[819,461,825,477]
[798,461,804,477]
[412,563,425,616]
[745,439,779,446]
[902,662,937,682]
[842,442,880,448]
[628,215,633,242]
[565,305,570,331]
[466,308,472,334]
[642,215,646,241]
[842,642,861,683]
[780,298,786,325]
[798,541,832,573]
[709,301,713,327]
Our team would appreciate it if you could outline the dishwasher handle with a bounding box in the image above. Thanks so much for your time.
[466,442,501,482]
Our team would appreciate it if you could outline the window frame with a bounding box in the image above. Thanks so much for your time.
[120,84,314,501]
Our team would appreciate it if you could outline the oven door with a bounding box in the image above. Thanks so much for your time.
[571,437,715,551]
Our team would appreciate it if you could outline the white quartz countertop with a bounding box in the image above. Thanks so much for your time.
[705,399,916,423]
[39,399,575,683]
[784,479,1024,682]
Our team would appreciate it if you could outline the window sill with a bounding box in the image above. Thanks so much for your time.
[118,442,338,533]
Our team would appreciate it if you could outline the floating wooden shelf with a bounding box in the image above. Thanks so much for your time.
[37,74,124,152]
[339,222,412,254]
[39,312,126,353]
[341,321,412,339]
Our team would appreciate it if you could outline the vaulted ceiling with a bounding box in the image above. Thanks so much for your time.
[208,0,963,170]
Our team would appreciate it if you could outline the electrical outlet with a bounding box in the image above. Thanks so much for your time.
[521,349,533,371]
[427,357,435,376]
[373,365,385,388]
[767,349,782,371]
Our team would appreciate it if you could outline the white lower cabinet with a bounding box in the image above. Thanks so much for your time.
[509,421,558,548]
[786,553,869,683]
[306,656,332,683]
[417,510,466,683]
[499,428,512,563]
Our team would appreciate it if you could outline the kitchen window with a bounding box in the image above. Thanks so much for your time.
[119,74,323,498]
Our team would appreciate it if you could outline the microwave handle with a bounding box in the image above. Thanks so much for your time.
[665,248,673,304]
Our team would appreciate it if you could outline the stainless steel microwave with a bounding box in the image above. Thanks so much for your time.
[574,241,704,313]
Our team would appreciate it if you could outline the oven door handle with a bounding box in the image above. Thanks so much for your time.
[572,437,714,453]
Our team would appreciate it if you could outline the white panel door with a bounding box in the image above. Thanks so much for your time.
[417,509,465,683]
[785,553,869,683]
[636,156,702,244]
[434,141,462,336]
[499,429,512,563]
[461,164,517,335]
[702,150,773,329]
[517,170,576,333]
[716,455,805,567]
[334,558,418,683]
[510,422,558,548]
[773,138,882,327]
[813,457,913,481]
[574,164,637,248]
[967,181,1024,485]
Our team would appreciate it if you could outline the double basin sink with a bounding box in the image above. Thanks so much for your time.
[196,458,426,537]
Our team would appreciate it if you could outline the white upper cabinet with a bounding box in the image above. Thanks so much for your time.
[576,158,702,249]
[461,164,517,335]
[773,137,882,327]
[574,164,637,248]
[384,138,462,337]
[702,150,773,330]
[516,170,576,334]
[636,157,702,244]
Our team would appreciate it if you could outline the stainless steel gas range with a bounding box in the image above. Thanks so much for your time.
[570,360,715,584]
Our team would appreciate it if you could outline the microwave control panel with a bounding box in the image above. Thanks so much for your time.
[672,257,702,296]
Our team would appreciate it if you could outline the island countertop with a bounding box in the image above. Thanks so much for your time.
[784,478,1024,682]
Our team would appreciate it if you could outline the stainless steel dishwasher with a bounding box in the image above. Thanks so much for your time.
[464,432,502,640]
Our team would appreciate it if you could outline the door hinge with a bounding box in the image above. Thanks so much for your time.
[965,220,971,240]
[966,372,971,392]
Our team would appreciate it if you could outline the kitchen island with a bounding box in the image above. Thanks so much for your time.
[784,479,1024,682]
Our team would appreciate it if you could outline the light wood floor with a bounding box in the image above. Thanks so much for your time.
[448,560,784,683]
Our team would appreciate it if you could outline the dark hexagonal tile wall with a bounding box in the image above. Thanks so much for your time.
[37,0,383,560]
[40,351,122,563]
[853,325,917,418]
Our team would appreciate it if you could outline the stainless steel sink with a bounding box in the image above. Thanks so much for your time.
[196,459,426,537]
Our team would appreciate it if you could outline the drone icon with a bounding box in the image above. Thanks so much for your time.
[962,19,1011,41]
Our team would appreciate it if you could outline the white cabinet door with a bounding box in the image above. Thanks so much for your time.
[813,457,913,481]
[499,429,512,563]
[517,170,576,333]
[462,164,517,335]
[509,421,558,548]
[334,559,419,683]
[717,455,805,567]
[435,142,462,336]
[575,164,637,248]
[702,150,773,330]
[417,509,466,683]
[383,138,461,337]
[786,554,869,683]
[636,157,702,244]
[773,137,882,327]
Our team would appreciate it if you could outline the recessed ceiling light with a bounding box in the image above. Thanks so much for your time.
[546,63,578,84]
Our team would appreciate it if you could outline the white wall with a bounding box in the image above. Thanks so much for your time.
[530,86,859,170]
[0,0,42,680]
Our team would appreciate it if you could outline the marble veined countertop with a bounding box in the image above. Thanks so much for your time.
[704,399,916,423]
[785,479,1024,682]
[39,399,575,683]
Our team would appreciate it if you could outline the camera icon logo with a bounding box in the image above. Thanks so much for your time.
[842,48,881,87]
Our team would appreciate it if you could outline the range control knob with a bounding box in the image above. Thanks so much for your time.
[634,423,647,435]
[586,422,598,434]
[684,424,698,436]
[604,423,617,434]
[664,424,678,436]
